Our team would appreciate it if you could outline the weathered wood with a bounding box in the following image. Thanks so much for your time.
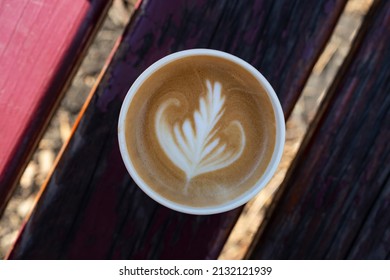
[0,0,112,215]
[248,0,390,260]
[8,0,346,259]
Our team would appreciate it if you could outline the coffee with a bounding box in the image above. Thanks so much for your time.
[123,55,276,207]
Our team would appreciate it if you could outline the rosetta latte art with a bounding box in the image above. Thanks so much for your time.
[125,55,276,206]
[155,80,245,182]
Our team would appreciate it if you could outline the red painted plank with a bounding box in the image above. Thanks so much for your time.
[0,0,111,214]
[8,0,346,259]
[248,0,390,259]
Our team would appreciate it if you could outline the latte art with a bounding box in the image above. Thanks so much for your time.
[124,55,277,207]
[155,80,245,184]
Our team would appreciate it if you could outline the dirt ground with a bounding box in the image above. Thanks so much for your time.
[0,0,372,259]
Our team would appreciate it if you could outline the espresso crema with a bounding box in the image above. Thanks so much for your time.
[125,55,276,207]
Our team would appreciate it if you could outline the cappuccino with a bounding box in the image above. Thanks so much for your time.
[123,54,276,208]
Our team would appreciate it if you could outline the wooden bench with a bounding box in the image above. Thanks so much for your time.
[248,0,390,259]
[1,0,388,259]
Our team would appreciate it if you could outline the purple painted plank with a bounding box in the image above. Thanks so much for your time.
[248,0,390,259]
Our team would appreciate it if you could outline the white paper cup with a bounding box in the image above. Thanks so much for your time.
[118,49,285,215]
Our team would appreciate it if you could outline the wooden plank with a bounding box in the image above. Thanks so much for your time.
[347,177,390,259]
[248,0,390,260]
[8,0,347,259]
[0,0,111,214]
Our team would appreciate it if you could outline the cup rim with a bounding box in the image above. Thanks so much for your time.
[118,49,285,215]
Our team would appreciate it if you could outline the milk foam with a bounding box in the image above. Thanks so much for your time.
[155,80,245,185]
[124,55,276,207]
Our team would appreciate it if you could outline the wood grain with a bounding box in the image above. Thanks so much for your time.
[248,0,390,259]
[0,0,111,215]
[8,0,346,259]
